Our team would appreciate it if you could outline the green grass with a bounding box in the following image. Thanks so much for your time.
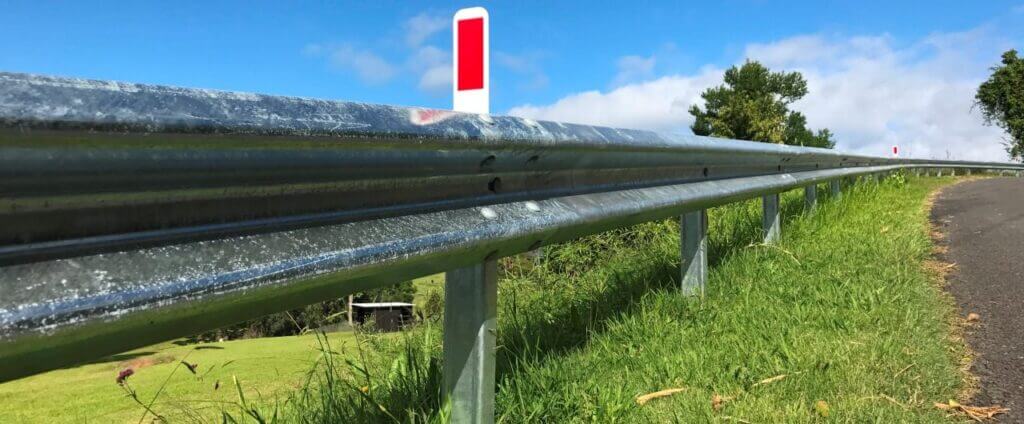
[495,175,966,422]
[281,174,969,423]
[0,331,361,423]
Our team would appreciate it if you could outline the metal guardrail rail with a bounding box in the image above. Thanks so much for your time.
[1,72,1022,420]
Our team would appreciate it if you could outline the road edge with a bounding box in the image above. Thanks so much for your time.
[923,177,987,403]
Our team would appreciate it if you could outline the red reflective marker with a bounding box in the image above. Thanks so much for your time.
[457,18,484,91]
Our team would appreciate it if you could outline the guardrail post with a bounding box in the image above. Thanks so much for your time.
[762,193,781,244]
[680,209,708,297]
[804,185,817,211]
[443,260,498,424]
[830,180,841,200]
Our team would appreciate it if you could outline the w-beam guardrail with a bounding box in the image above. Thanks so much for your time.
[1,72,1022,421]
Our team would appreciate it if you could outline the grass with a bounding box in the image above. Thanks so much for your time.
[1,174,971,423]
[0,330,361,423]
[274,174,970,422]
[495,175,966,422]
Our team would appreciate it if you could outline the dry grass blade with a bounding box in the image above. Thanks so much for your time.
[935,400,1009,421]
[712,393,735,412]
[893,363,916,379]
[721,416,751,423]
[635,388,686,405]
[752,374,787,387]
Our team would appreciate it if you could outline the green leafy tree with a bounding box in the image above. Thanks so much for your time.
[976,49,1024,160]
[690,60,834,148]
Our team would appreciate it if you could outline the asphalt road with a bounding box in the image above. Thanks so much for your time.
[932,177,1024,422]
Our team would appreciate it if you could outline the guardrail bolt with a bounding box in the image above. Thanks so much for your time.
[680,209,708,297]
[762,194,781,244]
[443,260,498,424]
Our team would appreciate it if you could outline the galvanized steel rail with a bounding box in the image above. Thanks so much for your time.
[1,72,1022,419]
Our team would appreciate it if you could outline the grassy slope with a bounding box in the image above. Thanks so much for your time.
[495,176,965,422]
[304,175,967,423]
[0,331,360,423]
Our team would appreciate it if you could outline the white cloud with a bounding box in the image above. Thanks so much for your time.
[612,55,657,86]
[744,30,1010,160]
[419,64,452,94]
[510,28,1017,161]
[305,43,397,84]
[407,45,451,94]
[404,13,447,48]
[510,67,722,131]
[495,51,550,91]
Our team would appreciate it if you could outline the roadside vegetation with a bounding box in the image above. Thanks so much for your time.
[254,174,969,422]
[1,175,972,422]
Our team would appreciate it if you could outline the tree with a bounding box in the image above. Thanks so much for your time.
[690,60,834,148]
[976,49,1024,160]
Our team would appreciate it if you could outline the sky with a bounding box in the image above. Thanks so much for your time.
[2,1,1023,160]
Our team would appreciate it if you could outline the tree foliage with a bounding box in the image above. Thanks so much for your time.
[690,60,834,148]
[976,49,1024,160]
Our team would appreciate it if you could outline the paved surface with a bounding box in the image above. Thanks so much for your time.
[932,177,1024,422]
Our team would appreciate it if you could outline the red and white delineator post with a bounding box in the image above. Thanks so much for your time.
[444,7,497,424]
[452,7,489,114]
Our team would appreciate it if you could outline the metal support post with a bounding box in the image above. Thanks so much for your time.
[443,260,498,424]
[804,185,817,212]
[830,179,841,200]
[762,193,781,244]
[680,209,708,297]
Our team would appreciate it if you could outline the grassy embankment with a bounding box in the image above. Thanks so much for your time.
[0,174,970,422]
[278,174,970,422]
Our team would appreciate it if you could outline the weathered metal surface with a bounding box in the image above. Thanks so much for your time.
[443,261,497,424]
[830,180,842,200]
[2,72,1021,264]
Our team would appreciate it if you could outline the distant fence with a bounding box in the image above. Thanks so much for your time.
[1,72,1021,422]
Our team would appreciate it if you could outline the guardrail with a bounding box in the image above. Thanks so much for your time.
[1,72,1021,421]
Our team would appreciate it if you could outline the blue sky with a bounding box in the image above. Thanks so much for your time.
[2,1,1023,159]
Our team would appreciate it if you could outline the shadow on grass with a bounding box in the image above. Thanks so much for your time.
[78,351,157,366]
